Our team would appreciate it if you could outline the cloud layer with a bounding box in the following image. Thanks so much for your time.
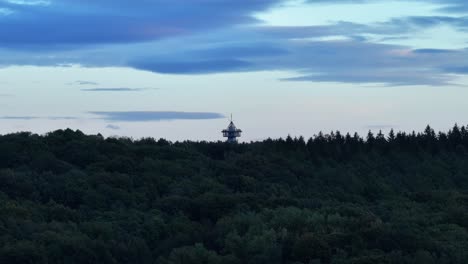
[90,111,225,122]
[80,88,154,92]
[0,112,225,122]
[1,0,468,86]
[0,0,280,46]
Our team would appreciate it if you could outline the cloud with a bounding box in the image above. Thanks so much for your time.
[385,16,468,32]
[443,66,468,74]
[106,124,121,130]
[131,59,253,74]
[0,0,281,47]
[80,88,155,92]
[129,38,468,86]
[0,0,468,86]
[0,116,38,120]
[70,80,99,85]
[5,0,50,6]
[283,71,452,86]
[90,111,225,122]
[413,49,457,54]
[431,0,468,13]
[252,22,402,39]
[47,116,77,120]
[2,27,467,86]
[0,112,223,123]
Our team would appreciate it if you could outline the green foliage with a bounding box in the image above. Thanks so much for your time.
[0,126,467,263]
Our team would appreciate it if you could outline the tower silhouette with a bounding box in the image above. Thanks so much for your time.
[222,114,242,143]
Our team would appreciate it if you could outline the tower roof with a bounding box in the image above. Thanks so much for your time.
[226,121,237,131]
[223,121,242,132]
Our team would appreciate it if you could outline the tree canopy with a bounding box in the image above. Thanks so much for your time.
[0,125,467,263]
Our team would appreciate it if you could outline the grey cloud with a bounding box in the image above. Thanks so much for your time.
[131,59,253,74]
[80,88,155,92]
[252,22,403,39]
[72,80,99,85]
[379,36,411,42]
[90,111,225,122]
[47,116,78,120]
[283,71,452,86]
[106,124,121,130]
[386,16,468,32]
[0,0,281,48]
[3,32,467,86]
[413,49,457,54]
[443,66,468,74]
[0,1,467,86]
[129,38,468,86]
[0,116,39,120]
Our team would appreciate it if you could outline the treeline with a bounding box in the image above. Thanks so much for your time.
[0,125,467,263]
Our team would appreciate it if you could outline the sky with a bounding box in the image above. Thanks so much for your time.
[1,0,468,141]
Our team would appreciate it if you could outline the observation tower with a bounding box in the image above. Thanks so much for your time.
[222,115,242,143]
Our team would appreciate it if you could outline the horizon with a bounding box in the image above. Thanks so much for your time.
[1,0,468,141]
[2,123,465,143]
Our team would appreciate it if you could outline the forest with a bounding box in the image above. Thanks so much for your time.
[0,125,467,263]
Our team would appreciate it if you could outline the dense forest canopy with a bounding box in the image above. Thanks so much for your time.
[0,125,467,263]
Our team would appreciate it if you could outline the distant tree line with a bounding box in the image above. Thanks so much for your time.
[0,125,467,263]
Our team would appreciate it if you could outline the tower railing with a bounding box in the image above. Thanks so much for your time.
[222,118,242,142]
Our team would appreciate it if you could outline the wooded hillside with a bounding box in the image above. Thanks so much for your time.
[1,126,467,263]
